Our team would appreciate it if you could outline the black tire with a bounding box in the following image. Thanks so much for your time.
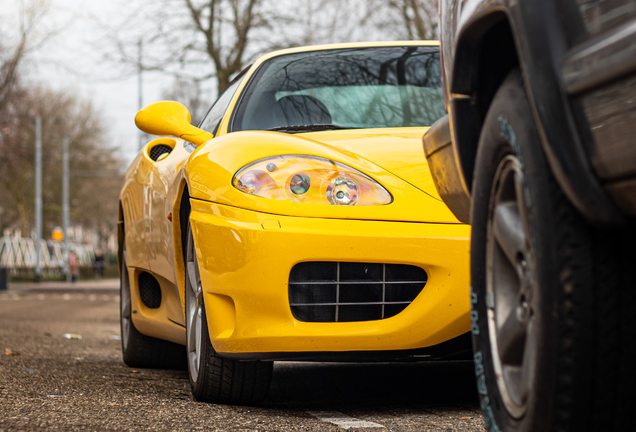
[470,69,636,432]
[185,223,273,405]
[120,237,187,369]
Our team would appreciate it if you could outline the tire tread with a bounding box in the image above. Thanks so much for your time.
[470,69,636,432]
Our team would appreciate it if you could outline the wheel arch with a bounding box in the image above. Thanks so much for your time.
[172,179,191,315]
[451,11,520,193]
[117,201,125,269]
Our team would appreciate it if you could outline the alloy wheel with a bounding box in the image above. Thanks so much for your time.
[120,249,131,351]
[485,155,538,418]
[186,235,204,383]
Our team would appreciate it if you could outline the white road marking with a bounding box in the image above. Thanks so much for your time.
[308,411,385,430]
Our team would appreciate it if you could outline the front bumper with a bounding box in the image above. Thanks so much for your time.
[190,198,471,355]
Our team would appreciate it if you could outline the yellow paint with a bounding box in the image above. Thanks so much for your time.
[206,293,237,339]
[189,199,470,353]
[135,101,214,146]
[121,40,471,355]
[261,219,281,230]
[186,131,459,223]
[301,128,443,200]
[128,266,186,344]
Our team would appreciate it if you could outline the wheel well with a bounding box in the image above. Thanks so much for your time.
[117,202,125,267]
[179,184,191,266]
[452,14,519,192]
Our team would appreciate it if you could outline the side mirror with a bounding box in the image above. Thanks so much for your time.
[134,101,214,147]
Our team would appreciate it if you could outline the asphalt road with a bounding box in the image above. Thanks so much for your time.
[0,280,485,431]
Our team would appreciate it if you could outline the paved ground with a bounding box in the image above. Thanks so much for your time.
[0,280,484,431]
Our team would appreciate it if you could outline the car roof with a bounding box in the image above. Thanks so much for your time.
[254,40,440,64]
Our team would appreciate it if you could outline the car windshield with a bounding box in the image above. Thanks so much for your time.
[231,46,445,132]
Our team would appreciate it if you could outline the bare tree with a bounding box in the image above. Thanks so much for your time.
[105,0,269,94]
[270,0,438,47]
[162,78,211,125]
[102,0,437,103]
[269,0,377,47]
[0,1,116,241]
[0,0,50,119]
[389,0,438,40]
[0,85,123,240]
[183,0,265,92]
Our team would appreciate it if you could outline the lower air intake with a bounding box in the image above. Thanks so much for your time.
[289,262,427,323]
[138,272,162,309]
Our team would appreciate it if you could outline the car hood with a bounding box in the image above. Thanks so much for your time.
[299,128,442,201]
[187,130,461,224]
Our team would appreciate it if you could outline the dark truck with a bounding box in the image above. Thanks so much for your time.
[423,1,636,431]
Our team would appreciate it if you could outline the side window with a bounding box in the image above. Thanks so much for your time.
[199,75,246,136]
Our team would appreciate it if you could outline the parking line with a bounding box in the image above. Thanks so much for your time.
[307,411,385,429]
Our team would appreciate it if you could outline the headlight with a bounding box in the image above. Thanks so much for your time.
[232,155,393,206]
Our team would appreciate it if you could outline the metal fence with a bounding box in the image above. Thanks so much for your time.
[0,236,94,276]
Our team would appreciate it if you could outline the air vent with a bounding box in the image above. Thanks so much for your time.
[289,262,427,322]
[138,272,162,309]
[149,144,173,161]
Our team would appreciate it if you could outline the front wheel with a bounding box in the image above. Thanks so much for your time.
[470,69,636,431]
[185,223,273,405]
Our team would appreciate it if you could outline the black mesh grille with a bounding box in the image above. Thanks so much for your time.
[149,144,173,161]
[138,272,162,309]
[289,262,427,322]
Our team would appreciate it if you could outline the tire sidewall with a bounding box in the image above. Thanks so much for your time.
[120,239,133,359]
[185,224,213,398]
[470,71,559,432]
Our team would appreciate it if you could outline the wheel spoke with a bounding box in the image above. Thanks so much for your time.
[187,261,198,293]
[497,307,527,366]
[121,296,131,319]
[120,249,131,350]
[493,202,527,268]
[187,305,196,342]
[519,318,536,404]
[195,306,202,369]
[513,171,532,243]
[120,252,131,317]
[185,231,204,383]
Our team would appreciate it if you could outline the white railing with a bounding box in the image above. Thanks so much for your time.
[0,237,94,275]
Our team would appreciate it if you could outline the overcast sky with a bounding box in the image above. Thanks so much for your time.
[3,0,401,164]
[4,0,182,163]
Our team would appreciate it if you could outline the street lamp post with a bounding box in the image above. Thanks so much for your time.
[63,134,70,282]
[138,38,144,151]
[34,116,42,283]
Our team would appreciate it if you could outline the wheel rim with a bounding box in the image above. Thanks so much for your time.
[485,155,537,419]
[186,234,203,384]
[120,249,131,351]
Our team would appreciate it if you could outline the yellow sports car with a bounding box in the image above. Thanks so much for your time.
[118,41,471,405]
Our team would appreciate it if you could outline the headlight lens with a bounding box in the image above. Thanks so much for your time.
[233,155,392,206]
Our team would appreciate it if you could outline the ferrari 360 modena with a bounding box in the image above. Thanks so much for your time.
[118,41,471,405]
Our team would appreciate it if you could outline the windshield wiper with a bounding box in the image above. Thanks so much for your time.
[266,124,350,133]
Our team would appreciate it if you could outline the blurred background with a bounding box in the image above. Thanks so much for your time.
[0,0,437,280]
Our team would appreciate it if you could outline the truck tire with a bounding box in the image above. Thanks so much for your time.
[470,69,636,432]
